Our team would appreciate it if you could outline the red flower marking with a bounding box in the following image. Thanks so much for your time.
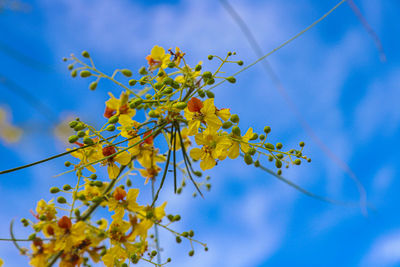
[58,216,72,230]
[102,146,117,157]
[113,187,127,201]
[104,106,116,119]
[187,97,203,113]
[143,130,154,145]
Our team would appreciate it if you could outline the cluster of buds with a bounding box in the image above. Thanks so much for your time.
[12,45,308,266]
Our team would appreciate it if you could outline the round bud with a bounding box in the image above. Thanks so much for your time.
[232,126,241,136]
[69,121,78,128]
[139,76,147,85]
[182,231,189,237]
[206,91,215,98]
[173,215,181,221]
[259,134,265,140]
[63,184,72,191]
[121,69,132,77]
[276,153,283,159]
[64,161,71,167]
[57,196,67,204]
[39,215,47,221]
[264,143,274,150]
[74,209,80,218]
[222,121,233,129]
[79,70,91,78]
[307,158,312,163]
[268,155,274,162]
[248,147,256,156]
[108,115,119,124]
[174,102,187,110]
[90,174,97,180]
[71,69,77,78]
[50,187,60,194]
[206,184,211,191]
[226,76,236,83]
[62,57,67,62]
[207,78,215,85]
[167,214,174,221]
[202,71,212,79]
[163,87,173,94]
[67,64,74,70]
[74,123,85,131]
[68,135,79,143]
[92,196,103,204]
[94,181,103,187]
[208,55,213,60]
[177,188,182,194]
[167,258,172,262]
[89,81,98,90]
[193,171,202,177]
[151,250,157,257]
[126,179,132,187]
[189,250,195,257]
[275,160,282,168]
[129,79,137,86]
[299,141,305,147]
[20,218,29,227]
[168,62,176,68]
[254,160,260,167]
[276,143,283,150]
[189,230,194,237]
[230,114,239,123]
[154,82,163,90]
[237,60,244,66]
[83,137,94,145]
[294,159,301,165]
[28,233,36,240]
[195,64,202,71]
[250,133,258,140]
[228,52,232,56]
[277,169,282,175]
[176,236,182,243]
[163,77,173,85]
[244,154,253,165]
[81,51,90,58]
[148,110,159,118]
[205,247,209,251]
[121,264,128,267]
[171,81,180,89]
[77,131,85,138]
[139,66,148,75]
[263,126,271,134]
[106,124,115,131]
[198,89,206,98]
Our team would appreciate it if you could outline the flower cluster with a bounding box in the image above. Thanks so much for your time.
[13,45,309,266]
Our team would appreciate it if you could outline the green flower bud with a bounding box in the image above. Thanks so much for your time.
[94,181,103,187]
[174,102,187,109]
[182,231,189,237]
[77,131,85,138]
[81,51,90,58]
[268,155,274,162]
[202,71,212,79]
[57,196,67,204]
[264,143,274,150]
[129,79,137,86]
[207,78,215,85]
[276,143,283,150]
[254,160,260,167]
[189,230,194,237]
[39,214,47,221]
[228,52,232,56]
[259,134,265,140]
[106,124,115,131]
[80,70,91,78]
[74,209,80,218]
[68,135,79,143]
[167,214,174,221]
[173,215,181,221]
[176,236,182,243]
[69,121,78,128]
[28,233,36,240]
[154,82,163,90]
[277,169,282,175]
[90,174,97,180]
[83,137,94,145]
[222,121,233,129]
[208,55,213,60]
[226,76,236,83]
[71,69,77,78]
[151,250,157,257]
[206,90,215,98]
[64,161,71,167]
[74,123,85,131]
[121,69,132,77]
[299,141,305,147]
[50,187,60,194]
[20,218,29,227]
[163,87,173,94]
[62,57,67,62]
[163,77,173,85]
[206,183,211,191]
[198,89,206,98]
[167,62,176,68]
[244,154,253,165]
[205,247,209,252]
[250,133,258,140]
[188,250,195,257]
[232,126,241,136]
[195,64,202,71]
[230,114,239,123]
[248,147,256,156]
[263,126,271,134]
[171,81,180,89]
[63,184,72,191]
[307,158,312,163]
[148,110,159,118]
[237,60,244,66]
[67,64,74,70]
[275,159,282,168]
[139,66,148,75]
[294,159,301,165]
[126,179,132,187]
[89,81,98,90]
[108,115,119,124]
[167,258,172,262]
[193,171,202,177]
[139,76,147,85]
[92,196,103,204]
[177,187,182,194]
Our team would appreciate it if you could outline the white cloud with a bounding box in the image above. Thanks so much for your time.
[362,230,400,267]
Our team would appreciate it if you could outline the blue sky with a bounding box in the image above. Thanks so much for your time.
[1,0,400,266]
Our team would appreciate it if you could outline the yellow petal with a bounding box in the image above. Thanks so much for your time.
[115,151,131,165]
[200,154,216,170]
[190,148,203,161]
[228,142,240,159]
[107,163,120,179]
[217,108,231,121]
[201,98,216,115]
[187,120,201,136]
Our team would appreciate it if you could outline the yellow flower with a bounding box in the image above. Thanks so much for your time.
[101,146,131,179]
[189,128,231,170]
[175,61,202,84]
[134,202,167,239]
[184,97,223,136]
[0,258,3,266]
[118,114,140,138]
[104,92,135,119]
[228,127,254,159]
[68,140,103,173]
[54,217,87,252]
[145,45,170,71]
[107,188,141,213]
[35,199,57,221]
